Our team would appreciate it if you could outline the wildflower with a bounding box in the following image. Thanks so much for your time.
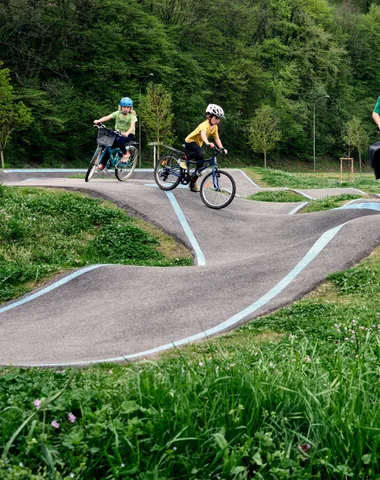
[298,443,311,453]
[68,412,76,423]
[19,462,23,467]
[121,463,125,468]
[199,362,204,367]
[70,474,75,478]
[173,446,177,451]
[51,420,60,429]
[33,398,41,410]
[305,356,311,363]
[108,370,113,374]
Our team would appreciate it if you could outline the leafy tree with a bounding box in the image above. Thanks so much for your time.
[0,63,33,168]
[342,116,368,174]
[248,105,281,168]
[139,83,174,158]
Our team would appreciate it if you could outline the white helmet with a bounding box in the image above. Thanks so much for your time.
[206,104,225,118]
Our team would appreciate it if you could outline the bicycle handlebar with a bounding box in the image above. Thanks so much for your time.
[211,146,226,156]
[94,122,122,136]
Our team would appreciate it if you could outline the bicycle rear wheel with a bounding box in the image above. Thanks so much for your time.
[115,146,139,181]
[200,170,236,209]
[85,146,104,182]
[154,154,182,190]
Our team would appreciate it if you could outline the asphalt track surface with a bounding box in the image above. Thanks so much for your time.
[1,169,380,367]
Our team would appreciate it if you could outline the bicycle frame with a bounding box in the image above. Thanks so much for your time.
[85,123,139,182]
[178,147,224,185]
[99,145,123,169]
[154,145,236,208]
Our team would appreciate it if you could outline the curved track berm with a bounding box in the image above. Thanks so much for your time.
[1,173,379,366]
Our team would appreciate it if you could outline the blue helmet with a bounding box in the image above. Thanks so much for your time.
[120,97,133,107]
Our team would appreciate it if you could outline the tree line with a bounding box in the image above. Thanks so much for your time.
[1,0,380,167]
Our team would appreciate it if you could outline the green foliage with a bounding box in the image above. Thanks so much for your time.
[253,167,380,191]
[0,0,380,165]
[139,82,175,153]
[0,62,33,167]
[329,254,380,296]
[247,190,305,202]
[301,193,362,212]
[248,105,281,168]
[342,116,369,173]
[0,186,191,302]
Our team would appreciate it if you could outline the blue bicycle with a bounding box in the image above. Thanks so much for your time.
[154,145,236,209]
[85,123,139,182]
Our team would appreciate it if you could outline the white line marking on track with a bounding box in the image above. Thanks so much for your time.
[32,222,346,366]
[237,169,260,188]
[288,202,309,215]
[165,191,206,266]
[292,189,316,200]
[0,265,107,314]
[339,202,380,211]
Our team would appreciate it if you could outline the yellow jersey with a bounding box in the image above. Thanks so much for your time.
[185,120,220,147]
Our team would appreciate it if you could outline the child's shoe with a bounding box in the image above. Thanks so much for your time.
[177,158,187,169]
[189,182,200,192]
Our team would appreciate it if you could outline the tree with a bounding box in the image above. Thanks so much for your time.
[248,105,281,168]
[342,116,368,174]
[0,63,33,168]
[139,83,175,158]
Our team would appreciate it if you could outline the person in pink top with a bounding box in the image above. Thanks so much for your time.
[182,104,228,192]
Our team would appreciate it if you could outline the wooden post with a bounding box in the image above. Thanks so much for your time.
[148,142,163,169]
[340,157,354,183]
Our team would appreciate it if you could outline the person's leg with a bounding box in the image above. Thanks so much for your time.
[116,134,134,159]
[185,142,204,192]
[97,146,111,170]
[185,142,204,163]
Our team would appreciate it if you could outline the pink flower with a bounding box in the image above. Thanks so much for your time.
[298,443,311,453]
[68,412,76,423]
[34,398,41,410]
[51,420,60,429]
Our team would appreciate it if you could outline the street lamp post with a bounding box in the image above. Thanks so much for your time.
[313,94,329,171]
[138,73,154,168]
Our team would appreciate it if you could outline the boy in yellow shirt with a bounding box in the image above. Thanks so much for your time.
[182,104,227,192]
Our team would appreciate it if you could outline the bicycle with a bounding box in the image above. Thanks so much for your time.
[85,123,139,182]
[154,145,236,209]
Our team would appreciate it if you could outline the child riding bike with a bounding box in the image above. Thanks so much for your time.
[181,104,228,192]
[93,97,137,171]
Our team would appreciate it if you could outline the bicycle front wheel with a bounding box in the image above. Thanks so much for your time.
[115,146,138,181]
[85,146,104,182]
[154,155,182,190]
[200,170,236,209]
